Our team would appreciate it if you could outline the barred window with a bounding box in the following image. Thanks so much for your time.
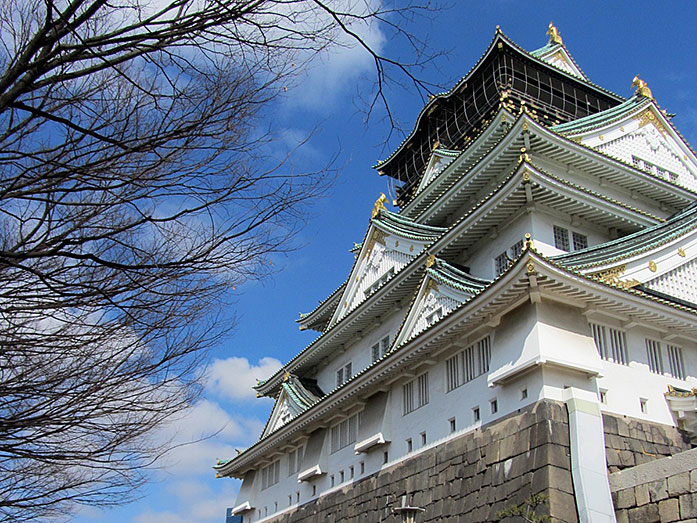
[371,343,380,363]
[646,339,664,374]
[261,460,280,490]
[494,252,508,276]
[364,268,395,297]
[553,225,570,251]
[510,239,524,259]
[330,414,358,453]
[590,323,628,365]
[287,446,302,476]
[445,336,491,392]
[667,345,685,380]
[632,155,641,168]
[336,362,352,387]
[572,231,588,251]
[403,372,429,415]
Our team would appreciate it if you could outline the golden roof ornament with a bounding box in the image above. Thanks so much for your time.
[371,193,388,218]
[632,75,654,100]
[547,22,563,45]
[283,371,290,382]
[426,254,436,267]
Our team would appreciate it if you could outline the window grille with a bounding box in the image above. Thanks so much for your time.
[494,252,508,276]
[645,339,664,374]
[261,460,280,489]
[590,324,628,365]
[330,414,358,453]
[364,268,395,297]
[445,336,491,392]
[667,345,685,380]
[425,307,442,326]
[336,362,352,387]
[510,239,524,259]
[371,343,380,363]
[403,372,429,415]
[572,231,588,250]
[553,225,570,251]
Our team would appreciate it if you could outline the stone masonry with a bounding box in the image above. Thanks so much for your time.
[266,400,577,523]
[609,447,697,523]
[603,413,692,473]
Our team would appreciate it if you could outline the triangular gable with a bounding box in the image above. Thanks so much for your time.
[532,43,587,80]
[261,375,322,438]
[643,256,697,306]
[557,97,697,193]
[393,258,488,347]
[414,147,460,195]
[328,212,446,327]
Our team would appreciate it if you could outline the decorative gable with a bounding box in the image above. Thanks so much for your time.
[328,205,447,327]
[394,258,489,347]
[261,375,323,438]
[415,148,459,195]
[643,256,697,305]
[535,45,586,79]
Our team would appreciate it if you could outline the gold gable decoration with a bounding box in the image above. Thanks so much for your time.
[371,193,388,219]
[632,75,654,100]
[590,265,641,290]
[546,22,563,45]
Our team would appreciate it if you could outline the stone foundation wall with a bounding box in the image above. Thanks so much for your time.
[609,448,697,523]
[265,400,578,523]
[603,413,692,473]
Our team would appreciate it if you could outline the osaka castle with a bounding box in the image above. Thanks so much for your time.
[216,24,697,523]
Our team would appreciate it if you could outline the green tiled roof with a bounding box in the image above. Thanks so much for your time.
[373,209,448,241]
[426,259,490,293]
[552,94,649,134]
[553,201,697,269]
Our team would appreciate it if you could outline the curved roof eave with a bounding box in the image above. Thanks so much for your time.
[374,29,626,172]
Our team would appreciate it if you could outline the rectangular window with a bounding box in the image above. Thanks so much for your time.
[640,398,648,414]
[572,231,588,251]
[521,388,528,400]
[632,155,641,168]
[330,414,359,453]
[510,239,524,259]
[446,336,491,392]
[490,398,498,414]
[371,335,391,363]
[473,406,480,422]
[553,225,570,251]
[643,160,655,173]
[336,362,352,387]
[420,432,427,446]
[288,449,296,476]
[667,345,685,380]
[494,252,509,276]
[403,372,429,415]
[340,470,344,483]
[261,460,280,490]
[646,339,664,374]
[349,466,354,479]
[590,324,628,365]
[449,418,456,433]
[406,438,412,453]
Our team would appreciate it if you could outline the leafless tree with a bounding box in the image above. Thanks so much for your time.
[0,0,436,520]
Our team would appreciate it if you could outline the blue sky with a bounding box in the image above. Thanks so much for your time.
[74,2,697,522]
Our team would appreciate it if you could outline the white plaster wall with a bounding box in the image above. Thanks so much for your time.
[313,309,405,395]
[464,213,533,280]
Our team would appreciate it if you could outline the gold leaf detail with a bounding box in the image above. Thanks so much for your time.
[371,193,388,218]
[426,254,436,267]
[526,263,535,274]
[678,247,686,257]
[649,261,657,272]
[591,264,641,289]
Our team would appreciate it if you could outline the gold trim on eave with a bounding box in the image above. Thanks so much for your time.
[426,254,436,268]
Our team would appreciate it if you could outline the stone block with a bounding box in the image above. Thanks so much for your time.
[649,479,669,502]
[548,488,579,523]
[660,498,680,522]
[615,509,629,523]
[635,483,650,506]
[681,493,697,519]
[628,504,660,523]
[692,469,697,491]
[615,488,635,510]
[668,472,691,496]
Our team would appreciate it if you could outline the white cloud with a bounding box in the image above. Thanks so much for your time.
[207,356,283,401]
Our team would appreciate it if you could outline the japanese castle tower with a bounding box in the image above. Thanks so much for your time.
[217,25,697,523]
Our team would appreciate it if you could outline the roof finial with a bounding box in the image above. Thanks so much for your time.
[547,22,563,45]
[371,193,388,219]
[632,75,654,100]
